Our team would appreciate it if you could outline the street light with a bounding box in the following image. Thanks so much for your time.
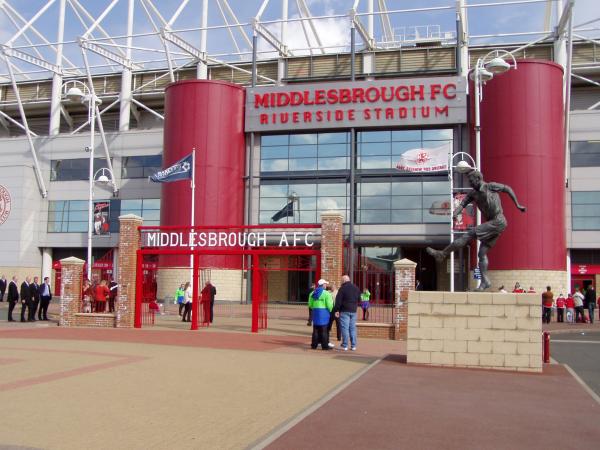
[449,152,477,292]
[469,49,517,288]
[62,80,106,281]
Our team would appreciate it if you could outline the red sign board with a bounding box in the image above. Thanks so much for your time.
[572,264,600,275]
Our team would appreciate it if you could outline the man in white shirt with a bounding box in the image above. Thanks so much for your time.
[38,277,52,321]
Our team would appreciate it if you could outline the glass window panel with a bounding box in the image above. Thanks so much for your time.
[318,196,346,210]
[572,192,600,204]
[359,156,392,169]
[121,209,142,216]
[145,220,160,226]
[423,140,452,152]
[290,134,318,145]
[68,210,88,221]
[47,222,63,232]
[261,198,291,209]
[318,183,347,196]
[423,181,450,195]
[260,184,288,197]
[142,199,160,209]
[573,217,600,230]
[573,204,600,216]
[318,132,347,144]
[122,199,143,209]
[392,195,422,209]
[124,167,143,178]
[360,183,391,196]
[392,182,422,195]
[261,135,288,146]
[69,201,88,210]
[49,201,66,212]
[318,143,348,157]
[392,130,422,141]
[288,184,317,196]
[359,131,391,142]
[358,142,390,156]
[297,197,317,210]
[392,141,422,155]
[289,158,317,171]
[261,159,289,172]
[423,129,453,140]
[571,141,600,153]
[289,145,317,158]
[261,146,288,159]
[318,157,347,170]
[571,154,600,167]
[259,211,278,223]
[391,210,422,223]
[423,196,451,221]
[67,222,87,232]
[359,210,390,223]
[358,196,390,209]
[299,211,317,223]
[142,210,160,221]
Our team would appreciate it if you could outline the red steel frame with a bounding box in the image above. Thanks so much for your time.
[135,224,321,332]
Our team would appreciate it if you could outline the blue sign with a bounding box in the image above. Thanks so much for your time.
[149,153,193,183]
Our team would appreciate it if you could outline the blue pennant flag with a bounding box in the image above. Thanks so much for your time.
[149,153,193,183]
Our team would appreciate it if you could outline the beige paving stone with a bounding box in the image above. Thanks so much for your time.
[467,341,492,354]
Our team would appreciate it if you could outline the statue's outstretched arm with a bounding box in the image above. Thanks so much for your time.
[501,184,527,212]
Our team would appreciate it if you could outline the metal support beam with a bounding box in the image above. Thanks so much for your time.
[198,0,209,79]
[79,39,142,70]
[2,55,47,198]
[556,0,575,35]
[297,0,326,54]
[50,0,66,136]
[60,104,74,130]
[160,28,206,61]
[120,0,135,132]
[350,9,376,50]
[253,20,291,56]
[1,46,62,74]
[378,0,395,43]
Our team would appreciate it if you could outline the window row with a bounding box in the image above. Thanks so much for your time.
[50,155,162,181]
[572,191,600,230]
[570,141,600,168]
[48,198,160,233]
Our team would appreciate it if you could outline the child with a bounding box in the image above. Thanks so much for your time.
[360,288,371,321]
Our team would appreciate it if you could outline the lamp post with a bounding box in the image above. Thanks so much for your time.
[63,80,108,281]
[469,50,517,288]
[449,152,477,292]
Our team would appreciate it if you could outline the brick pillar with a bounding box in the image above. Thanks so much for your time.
[393,258,417,340]
[59,257,85,327]
[320,212,344,286]
[116,214,143,328]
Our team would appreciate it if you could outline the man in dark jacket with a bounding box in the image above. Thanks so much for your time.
[0,275,6,301]
[38,276,53,321]
[30,276,41,321]
[334,275,361,351]
[584,286,596,324]
[6,276,19,321]
[20,276,32,322]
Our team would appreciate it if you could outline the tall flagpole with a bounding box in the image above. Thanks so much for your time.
[190,148,196,286]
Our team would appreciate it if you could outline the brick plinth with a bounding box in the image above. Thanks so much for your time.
[59,257,85,327]
[73,313,116,327]
[117,214,143,328]
[320,212,344,285]
[407,291,543,372]
[393,258,417,340]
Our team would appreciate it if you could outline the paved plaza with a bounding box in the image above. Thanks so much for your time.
[1,302,600,449]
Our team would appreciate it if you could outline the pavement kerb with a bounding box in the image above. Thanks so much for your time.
[562,363,600,406]
[247,355,384,450]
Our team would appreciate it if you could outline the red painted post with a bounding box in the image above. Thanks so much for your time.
[191,252,200,331]
[134,251,143,328]
[543,331,550,363]
[251,254,259,333]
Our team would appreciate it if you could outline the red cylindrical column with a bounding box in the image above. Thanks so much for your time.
[478,60,565,273]
[161,80,246,269]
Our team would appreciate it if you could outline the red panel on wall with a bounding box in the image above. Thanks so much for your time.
[476,59,566,271]
[161,80,246,269]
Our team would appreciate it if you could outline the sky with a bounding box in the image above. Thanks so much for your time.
[0,0,599,78]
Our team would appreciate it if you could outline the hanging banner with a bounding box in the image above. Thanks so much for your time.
[453,193,475,231]
[395,142,450,173]
[93,201,110,236]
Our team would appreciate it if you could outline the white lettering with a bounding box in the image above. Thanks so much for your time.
[208,232,217,247]
[179,232,188,247]
[147,232,157,247]
[293,232,301,246]
[170,232,179,247]
[189,232,197,248]
[279,233,289,247]
[198,232,207,246]
[219,232,228,247]
[160,232,169,246]
[256,232,266,247]
[228,233,237,247]
[305,232,314,247]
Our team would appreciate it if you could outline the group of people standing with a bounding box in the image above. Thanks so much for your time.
[308,275,362,351]
[81,277,118,313]
[540,285,598,324]
[1,274,52,322]
[175,280,216,323]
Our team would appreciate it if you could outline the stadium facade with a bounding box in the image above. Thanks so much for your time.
[0,0,599,302]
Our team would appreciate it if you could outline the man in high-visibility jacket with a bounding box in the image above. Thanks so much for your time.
[308,279,334,350]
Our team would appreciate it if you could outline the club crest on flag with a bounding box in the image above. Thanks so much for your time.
[395,142,450,173]
[149,153,193,183]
